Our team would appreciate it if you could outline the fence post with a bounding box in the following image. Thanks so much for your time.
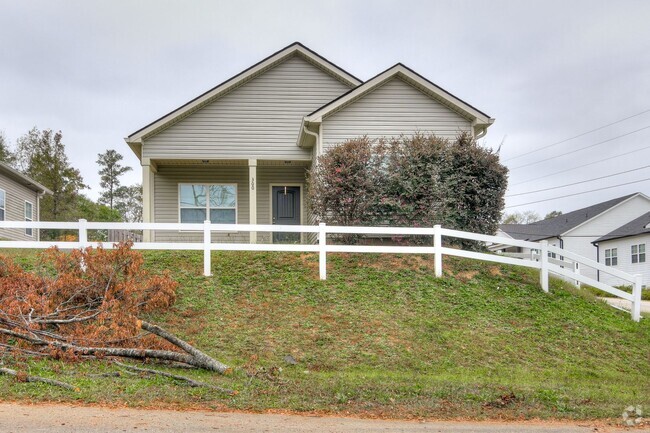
[574,261,580,288]
[434,224,442,277]
[319,223,327,280]
[540,240,549,293]
[632,274,642,322]
[78,219,88,248]
[203,220,211,277]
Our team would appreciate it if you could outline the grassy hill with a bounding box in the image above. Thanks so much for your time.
[1,249,649,420]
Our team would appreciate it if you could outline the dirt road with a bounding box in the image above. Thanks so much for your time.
[0,403,642,433]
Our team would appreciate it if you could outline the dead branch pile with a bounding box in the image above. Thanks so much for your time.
[0,243,229,390]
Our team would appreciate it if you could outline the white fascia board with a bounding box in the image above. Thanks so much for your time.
[305,64,493,126]
[126,43,361,145]
[561,193,650,236]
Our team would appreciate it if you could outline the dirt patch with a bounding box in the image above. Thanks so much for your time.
[488,267,502,277]
[456,270,479,282]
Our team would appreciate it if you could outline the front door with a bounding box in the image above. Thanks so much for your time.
[272,186,300,243]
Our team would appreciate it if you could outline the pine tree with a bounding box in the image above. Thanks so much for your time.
[97,150,132,209]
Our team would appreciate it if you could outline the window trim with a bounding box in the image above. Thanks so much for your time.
[0,188,5,222]
[631,243,646,264]
[604,247,618,266]
[177,183,238,230]
[24,200,34,237]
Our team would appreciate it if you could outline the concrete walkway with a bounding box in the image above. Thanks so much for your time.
[599,297,650,314]
[0,403,642,433]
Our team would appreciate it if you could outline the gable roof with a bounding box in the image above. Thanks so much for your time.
[125,42,362,158]
[594,211,650,243]
[0,162,52,195]
[499,193,645,241]
[302,63,494,132]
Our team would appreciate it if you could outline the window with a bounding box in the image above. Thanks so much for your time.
[631,244,646,264]
[179,184,237,224]
[0,189,5,221]
[24,201,33,237]
[605,248,617,266]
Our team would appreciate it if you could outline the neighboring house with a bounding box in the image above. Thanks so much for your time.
[492,193,650,281]
[124,42,494,243]
[593,211,650,287]
[0,162,52,241]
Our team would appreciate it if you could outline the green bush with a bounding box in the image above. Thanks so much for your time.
[308,133,508,245]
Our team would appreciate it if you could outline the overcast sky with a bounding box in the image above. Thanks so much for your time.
[1,0,649,218]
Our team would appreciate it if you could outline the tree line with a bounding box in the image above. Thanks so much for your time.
[0,128,141,231]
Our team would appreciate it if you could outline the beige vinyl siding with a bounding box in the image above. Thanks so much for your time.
[321,77,472,150]
[153,165,249,242]
[0,174,40,241]
[143,55,352,160]
[256,164,310,243]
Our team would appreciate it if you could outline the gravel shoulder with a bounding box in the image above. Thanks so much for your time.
[0,402,644,433]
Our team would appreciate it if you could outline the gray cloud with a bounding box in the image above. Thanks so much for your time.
[1,0,649,217]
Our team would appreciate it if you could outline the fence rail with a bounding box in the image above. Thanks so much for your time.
[0,219,643,321]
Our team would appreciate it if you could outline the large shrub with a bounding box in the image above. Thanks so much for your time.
[308,133,508,242]
[307,136,385,227]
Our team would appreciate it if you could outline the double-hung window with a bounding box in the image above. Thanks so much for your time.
[631,244,646,264]
[605,248,617,266]
[179,184,237,224]
[0,189,5,221]
[25,201,33,237]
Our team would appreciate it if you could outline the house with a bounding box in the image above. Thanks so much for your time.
[124,42,494,243]
[0,162,52,241]
[593,211,650,287]
[492,193,650,281]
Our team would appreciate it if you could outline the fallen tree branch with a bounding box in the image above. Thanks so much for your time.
[114,362,237,395]
[0,367,78,391]
[0,327,217,370]
[140,321,230,374]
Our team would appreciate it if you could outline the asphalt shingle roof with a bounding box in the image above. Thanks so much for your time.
[594,211,650,243]
[500,194,638,242]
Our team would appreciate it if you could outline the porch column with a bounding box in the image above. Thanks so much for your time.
[248,159,257,244]
[142,160,156,242]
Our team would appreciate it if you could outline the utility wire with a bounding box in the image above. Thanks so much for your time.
[505,177,650,208]
[509,144,650,187]
[503,108,650,162]
[506,164,650,197]
[509,125,650,170]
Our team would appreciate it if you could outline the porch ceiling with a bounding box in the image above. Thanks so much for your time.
[152,159,311,167]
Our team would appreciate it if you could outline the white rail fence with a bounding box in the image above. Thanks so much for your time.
[0,220,643,321]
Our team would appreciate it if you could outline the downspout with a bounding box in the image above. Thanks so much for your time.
[595,242,600,282]
[302,124,320,156]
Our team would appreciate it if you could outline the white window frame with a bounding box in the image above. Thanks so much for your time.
[24,200,34,237]
[605,248,618,266]
[631,243,646,264]
[0,189,5,221]
[177,183,238,229]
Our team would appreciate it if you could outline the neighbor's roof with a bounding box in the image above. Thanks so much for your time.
[594,211,650,243]
[499,193,643,241]
[124,42,362,158]
[0,162,52,195]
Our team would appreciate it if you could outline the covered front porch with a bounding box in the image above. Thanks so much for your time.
[141,158,312,243]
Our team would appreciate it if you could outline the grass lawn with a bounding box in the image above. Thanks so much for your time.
[0,248,648,420]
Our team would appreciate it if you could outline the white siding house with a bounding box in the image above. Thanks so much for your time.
[125,43,495,243]
[494,193,650,281]
[593,212,650,287]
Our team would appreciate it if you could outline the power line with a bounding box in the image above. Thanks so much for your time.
[509,125,650,170]
[503,108,650,162]
[505,177,650,208]
[506,164,650,197]
[509,144,650,187]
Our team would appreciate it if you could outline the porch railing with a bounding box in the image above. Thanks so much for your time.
[0,220,643,321]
